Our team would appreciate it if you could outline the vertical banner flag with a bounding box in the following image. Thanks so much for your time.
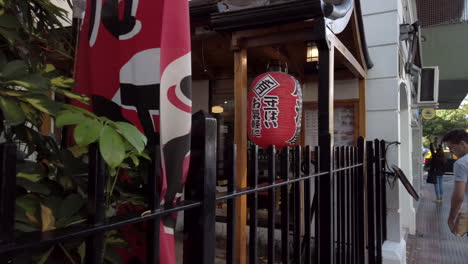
[74,0,192,263]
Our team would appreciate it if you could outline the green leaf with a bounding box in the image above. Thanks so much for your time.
[0,27,21,45]
[67,145,88,158]
[19,101,39,122]
[99,125,126,168]
[78,242,85,264]
[44,64,56,73]
[56,110,87,127]
[62,104,97,118]
[0,60,27,79]
[0,14,21,28]
[0,88,27,97]
[58,174,75,191]
[16,195,40,220]
[37,246,55,264]
[17,161,46,182]
[73,118,103,146]
[105,230,128,247]
[43,196,62,218]
[15,205,30,224]
[16,178,50,195]
[113,121,147,153]
[139,151,151,160]
[7,74,49,90]
[51,76,75,88]
[109,166,117,177]
[0,96,25,125]
[19,95,62,116]
[15,222,39,232]
[129,154,140,167]
[0,51,7,68]
[40,204,56,231]
[58,214,84,228]
[55,89,90,104]
[57,194,83,221]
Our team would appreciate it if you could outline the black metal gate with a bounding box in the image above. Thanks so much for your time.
[0,113,387,264]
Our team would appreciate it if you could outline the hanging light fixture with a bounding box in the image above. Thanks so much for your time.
[211,105,224,114]
[306,42,319,62]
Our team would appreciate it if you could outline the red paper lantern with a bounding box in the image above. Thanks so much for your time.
[248,71,302,149]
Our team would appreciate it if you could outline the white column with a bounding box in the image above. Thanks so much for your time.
[362,0,408,263]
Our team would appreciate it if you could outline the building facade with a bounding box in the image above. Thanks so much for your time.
[362,0,423,263]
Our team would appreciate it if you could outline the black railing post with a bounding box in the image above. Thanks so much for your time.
[317,132,333,264]
[351,146,356,263]
[281,146,290,264]
[147,145,161,264]
[293,146,302,264]
[0,143,16,264]
[317,23,334,263]
[314,146,320,264]
[303,146,312,264]
[356,137,365,264]
[339,146,346,264]
[184,111,217,264]
[86,144,107,264]
[366,141,376,264]
[267,145,276,264]
[249,145,259,264]
[380,140,387,242]
[227,145,237,264]
[374,139,383,264]
[345,146,351,263]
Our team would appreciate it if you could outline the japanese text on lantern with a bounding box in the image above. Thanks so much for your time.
[253,74,279,97]
[263,96,279,129]
[251,97,262,137]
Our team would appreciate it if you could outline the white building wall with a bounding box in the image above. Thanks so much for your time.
[361,0,419,263]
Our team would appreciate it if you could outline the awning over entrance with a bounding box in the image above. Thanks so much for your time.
[438,80,468,109]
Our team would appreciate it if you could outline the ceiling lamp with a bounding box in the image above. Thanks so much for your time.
[211,105,224,114]
[306,42,319,62]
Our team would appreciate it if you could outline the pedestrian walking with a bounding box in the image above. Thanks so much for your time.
[442,129,468,236]
[427,143,446,202]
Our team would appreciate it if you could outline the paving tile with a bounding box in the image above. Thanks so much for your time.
[406,176,468,264]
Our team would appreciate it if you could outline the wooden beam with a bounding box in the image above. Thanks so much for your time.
[231,20,326,51]
[234,48,248,264]
[240,30,318,49]
[327,30,367,79]
[351,10,367,71]
[231,21,316,49]
[359,78,366,137]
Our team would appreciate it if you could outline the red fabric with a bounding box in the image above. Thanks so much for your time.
[248,72,303,149]
[74,0,192,263]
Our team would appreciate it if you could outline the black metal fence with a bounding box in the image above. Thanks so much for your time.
[0,113,387,264]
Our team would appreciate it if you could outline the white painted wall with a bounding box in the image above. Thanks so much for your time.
[399,82,416,236]
[361,0,421,263]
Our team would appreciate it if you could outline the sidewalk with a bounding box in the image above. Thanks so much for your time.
[406,175,468,264]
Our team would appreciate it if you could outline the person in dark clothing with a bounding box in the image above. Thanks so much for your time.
[428,143,447,202]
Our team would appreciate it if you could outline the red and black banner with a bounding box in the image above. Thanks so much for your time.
[74,0,192,263]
